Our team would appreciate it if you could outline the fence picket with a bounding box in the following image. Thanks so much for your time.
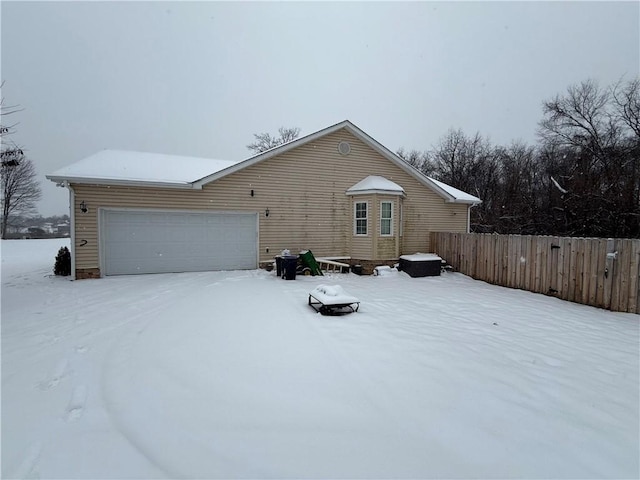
[575,238,585,304]
[594,238,607,309]
[586,239,599,307]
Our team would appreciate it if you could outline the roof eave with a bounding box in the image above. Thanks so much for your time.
[446,198,482,205]
[45,175,196,190]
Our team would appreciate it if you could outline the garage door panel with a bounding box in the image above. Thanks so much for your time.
[102,210,257,275]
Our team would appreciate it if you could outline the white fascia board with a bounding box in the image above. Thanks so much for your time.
[45,175,195,190]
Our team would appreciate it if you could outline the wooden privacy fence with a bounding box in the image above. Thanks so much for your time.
[431,232,640,314]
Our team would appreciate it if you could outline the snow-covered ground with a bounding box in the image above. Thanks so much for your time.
[2,239,638,479]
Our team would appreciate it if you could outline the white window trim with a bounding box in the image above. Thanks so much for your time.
[380,200,393,236]
[354,201,369,236]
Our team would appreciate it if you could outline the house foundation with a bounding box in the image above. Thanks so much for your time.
[76,268,101,279]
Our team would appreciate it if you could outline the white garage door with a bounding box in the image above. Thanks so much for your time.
[101,210,258,276]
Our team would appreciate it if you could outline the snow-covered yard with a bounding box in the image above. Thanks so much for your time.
[2,239,639,479]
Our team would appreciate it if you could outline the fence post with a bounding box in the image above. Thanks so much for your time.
[594,238,607,309]
[630,240,640,314]
[603,238,616,310]
[616,239,632,312]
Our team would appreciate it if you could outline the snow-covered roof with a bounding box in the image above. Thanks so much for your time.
[425,177,481,204]
[346,176,405,196]
[46,150,238,189]
[46,121,481,204]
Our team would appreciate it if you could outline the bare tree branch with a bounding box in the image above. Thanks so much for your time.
[612,78,640,138]
[247,126,301,154]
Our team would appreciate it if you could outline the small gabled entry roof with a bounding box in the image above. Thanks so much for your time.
[346,176,405,196]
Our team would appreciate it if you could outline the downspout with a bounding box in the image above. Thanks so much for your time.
[66,181,77,280]
[467,204,477,234]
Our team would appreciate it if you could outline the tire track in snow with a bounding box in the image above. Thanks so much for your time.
[100,272,310,478]
[280,276,470,475]
[305,315,468,473]
[98,277,212,478]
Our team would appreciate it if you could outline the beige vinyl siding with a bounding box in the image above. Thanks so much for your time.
[71,129,469,271]
[349,195,373,259]
[377,238,396,259]
[375,195,400,259]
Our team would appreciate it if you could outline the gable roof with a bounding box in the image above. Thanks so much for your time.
[192,120,480,204]
[47,150,238,189]
[46,120,481,204]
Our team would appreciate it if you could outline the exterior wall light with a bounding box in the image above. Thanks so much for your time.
[265,208,270,217]
[80,201,88,213]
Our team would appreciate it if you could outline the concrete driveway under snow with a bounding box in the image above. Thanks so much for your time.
[2,239,639,479]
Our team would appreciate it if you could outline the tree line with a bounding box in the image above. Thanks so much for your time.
[398,78,640,239]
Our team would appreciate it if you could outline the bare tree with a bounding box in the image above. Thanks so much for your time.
[247,126,300,154]
[430,128,495,195]
[1,87,41,238]
[538,79,616,160]
[1,149,42,238]
[538,78,640,237]
[491,142,541,233]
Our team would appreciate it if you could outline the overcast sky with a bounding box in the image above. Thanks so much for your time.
[2,1,638,216]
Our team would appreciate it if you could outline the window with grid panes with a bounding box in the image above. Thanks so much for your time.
[355,202,368,235]
[380,201,393,235]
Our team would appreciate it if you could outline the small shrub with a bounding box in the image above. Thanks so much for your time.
[54,246,71,276]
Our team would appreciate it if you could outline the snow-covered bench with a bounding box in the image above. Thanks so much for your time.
[308,285,360,315]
